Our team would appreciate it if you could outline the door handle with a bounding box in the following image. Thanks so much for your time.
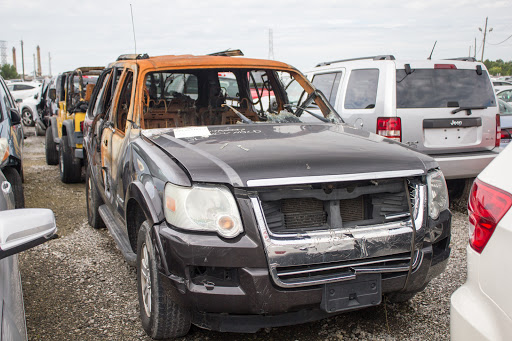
[104,139,108,147]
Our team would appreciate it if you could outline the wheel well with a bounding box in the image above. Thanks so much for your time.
[126,198,148,253]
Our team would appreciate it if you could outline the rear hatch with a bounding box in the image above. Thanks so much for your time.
[395,60,498,155]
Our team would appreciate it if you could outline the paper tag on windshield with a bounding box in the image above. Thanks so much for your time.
[173,127,211,139]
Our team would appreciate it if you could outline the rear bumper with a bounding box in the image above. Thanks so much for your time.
[432,150,499,179]
[450,247,512,341]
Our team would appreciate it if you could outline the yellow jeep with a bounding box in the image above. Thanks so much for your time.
[46,67,104,183]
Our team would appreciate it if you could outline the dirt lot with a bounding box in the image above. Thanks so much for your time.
[19,127,469,340]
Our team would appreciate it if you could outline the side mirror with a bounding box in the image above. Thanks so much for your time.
[9,108,21,125]
[49,89,56,101]
[0,208,57,260]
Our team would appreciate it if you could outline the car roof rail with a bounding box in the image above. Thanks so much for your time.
[316,55,395,67]
[444,57,477,62]
[116,53,149,61]
[208,49,244,57]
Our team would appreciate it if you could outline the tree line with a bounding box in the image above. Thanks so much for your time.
[484,59,512,76]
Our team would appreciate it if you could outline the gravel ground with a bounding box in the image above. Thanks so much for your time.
[19,127,469,340]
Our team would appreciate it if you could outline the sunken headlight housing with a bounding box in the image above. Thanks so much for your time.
[427,170,449,220]
[164,183,243,238]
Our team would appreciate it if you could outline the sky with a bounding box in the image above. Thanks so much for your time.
[2,0,512,77]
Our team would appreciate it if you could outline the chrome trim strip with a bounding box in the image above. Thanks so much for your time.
[246,169,425,187]
[434,154,497,162]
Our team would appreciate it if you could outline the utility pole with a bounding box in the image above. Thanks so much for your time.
[474,37,477,58]
[20,40,25,81]
[33,53,36,79]
[12,47,16,71]
[479,17,493,62]
[36,45,42,77]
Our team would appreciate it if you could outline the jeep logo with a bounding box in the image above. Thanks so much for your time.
[450,120,463,126]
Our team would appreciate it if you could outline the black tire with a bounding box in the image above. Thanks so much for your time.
[59,134,82,183]
[22,108,35,127]
[3,167,25,208]
[448,178,474,211]
[45,127,58,165]
[137,221,191,339]
[385,291,418,303]
[86,166,105,229]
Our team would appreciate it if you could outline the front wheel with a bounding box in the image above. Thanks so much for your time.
[59,134,82,183]
[3,167,25,208]
[137,221,191,339]
[45,127,58,165]
[22,108,35,127]
[86,166,105,229]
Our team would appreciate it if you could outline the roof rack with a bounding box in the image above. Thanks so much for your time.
[116,53,149,61]
[444,57,477,62]
[208,49,244,57]
[316,55,395,67]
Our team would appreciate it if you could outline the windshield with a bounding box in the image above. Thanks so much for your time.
[396,69,496,108]
[140,68,337,129]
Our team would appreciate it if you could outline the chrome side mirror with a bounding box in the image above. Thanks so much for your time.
[0,208,57,260]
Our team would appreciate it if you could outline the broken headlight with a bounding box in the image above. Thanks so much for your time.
[427,170,449,220]
[164,183,243,238]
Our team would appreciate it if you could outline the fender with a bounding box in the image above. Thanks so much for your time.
[125,180,162,225]
[62,119,78,145]
[50,116,60,145]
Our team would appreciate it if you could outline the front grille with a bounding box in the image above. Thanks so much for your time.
[282,198,326,229]
[259,179,414,234]
[275,252,419,286]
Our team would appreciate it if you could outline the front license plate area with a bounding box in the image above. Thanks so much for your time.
[320,274,381,313]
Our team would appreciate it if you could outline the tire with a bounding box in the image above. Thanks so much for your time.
[59,134,82,183]
[86,166,105,229]
[3,167,25,208]
[22,108,35,127]
[448,178,474,211]
[45,127,58,165]
[137,221,191,339]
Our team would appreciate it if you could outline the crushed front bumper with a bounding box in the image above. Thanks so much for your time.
[154,189,451,332]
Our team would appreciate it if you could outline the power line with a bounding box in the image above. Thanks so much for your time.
[488,33,512,45]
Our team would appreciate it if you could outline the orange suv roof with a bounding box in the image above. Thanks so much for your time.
[115,54,297,72]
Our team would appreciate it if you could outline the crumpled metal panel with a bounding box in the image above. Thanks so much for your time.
[250,182,427,288]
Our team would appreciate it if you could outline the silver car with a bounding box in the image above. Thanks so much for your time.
[0,167,57,340]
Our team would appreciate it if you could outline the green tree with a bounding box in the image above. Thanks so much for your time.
[0,64,19,80]
[489,66,502,76]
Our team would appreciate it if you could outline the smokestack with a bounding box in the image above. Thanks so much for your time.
[36,45,42,77]
[21,40,25,81]
[12,47,17,72]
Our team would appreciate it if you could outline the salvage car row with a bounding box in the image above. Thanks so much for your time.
[1,51,511,340]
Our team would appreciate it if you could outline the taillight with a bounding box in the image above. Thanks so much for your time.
[468,179,512,253]
[80,121,84,132]
[496,114,501,147]
[376,117,402,141]
[501,129,510,140]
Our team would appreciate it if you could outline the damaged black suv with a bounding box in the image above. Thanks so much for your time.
[83,52,451,339]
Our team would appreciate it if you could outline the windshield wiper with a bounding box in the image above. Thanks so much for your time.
[284,104,329,123]
[451,106,487,115]
[221,104,253,124]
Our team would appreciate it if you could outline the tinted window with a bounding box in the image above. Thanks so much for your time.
[499,100,512,115]
[396,69,496,108]
[311,72,342,106]
[344,69,379,109]
[14,84,35,91]
[498,89,512,103]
